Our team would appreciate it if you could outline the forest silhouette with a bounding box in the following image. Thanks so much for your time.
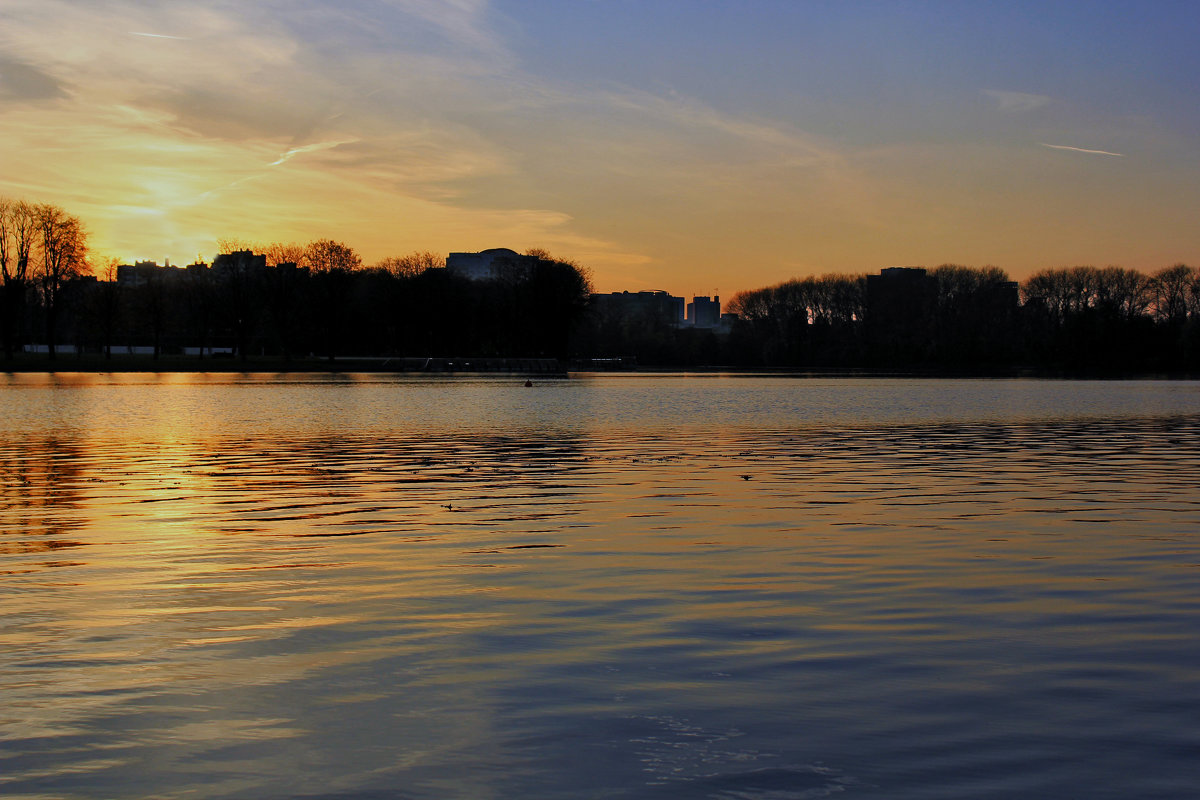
[2,198,1198,373]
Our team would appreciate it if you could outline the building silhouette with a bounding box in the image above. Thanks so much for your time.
[446,248,543,281]
[590,290,685,326]
[686,296,721,328]
[212,250,266,278]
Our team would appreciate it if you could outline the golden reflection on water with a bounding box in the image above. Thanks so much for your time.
[2,377,1200,798]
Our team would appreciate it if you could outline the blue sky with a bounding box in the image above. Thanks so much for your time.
[1,0,1197,294]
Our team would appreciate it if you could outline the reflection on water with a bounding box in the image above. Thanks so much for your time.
[1,375,1199,799]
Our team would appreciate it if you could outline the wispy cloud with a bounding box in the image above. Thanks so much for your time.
[600,89,843,167]
[0,56,68,101]
[269,139,357,166]
[1040,142,1125,157]
[391,0,508,61]
[983,89,1051,112]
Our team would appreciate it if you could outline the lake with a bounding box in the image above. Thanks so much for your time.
[2,374,1199,799]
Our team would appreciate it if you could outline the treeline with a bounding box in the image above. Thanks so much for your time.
[0,199,89,360]
[5,197,1199,372]
[716,264,1200,372]
[1,197,595,362]
[71,246,589,362]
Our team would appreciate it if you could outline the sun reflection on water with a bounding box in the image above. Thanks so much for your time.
[1,377,1199,798]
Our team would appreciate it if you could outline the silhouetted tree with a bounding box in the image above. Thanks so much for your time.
[263,241,306,268]
[405,268,473,356]
[34,203,90,360]
[1152,264,1194,326]
[212,248,265,361]
[1020,265,1158,369]
[0,198,37,359]
[523,251,593,358]
[304,239,361,360]
[375,251,444,278]
[181,265,215,359]
[726,273,865,367]
[138,267,173,359]
[930,264,1017,365]
[261,261,306,360]
[90,257,122,359]
[304,239,362,274]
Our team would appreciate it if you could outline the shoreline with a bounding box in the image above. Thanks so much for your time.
[2,354,1196,380]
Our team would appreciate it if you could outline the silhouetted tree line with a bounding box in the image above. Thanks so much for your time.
[100,245,589,362]
[4,197,1198,372]
[709,264,1200,372]
[1,199,90,360]
[1,201,594,363]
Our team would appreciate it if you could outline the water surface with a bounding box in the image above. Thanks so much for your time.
[2,375,1199,798]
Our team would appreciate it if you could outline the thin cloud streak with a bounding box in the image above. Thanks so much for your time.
[269,140,358,167]
[983,89,1051,112]
[129,32,190,40]
[1040,142,1125,157]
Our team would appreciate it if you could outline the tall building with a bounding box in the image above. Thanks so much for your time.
[687,296,721,329]
[866,267,936,322]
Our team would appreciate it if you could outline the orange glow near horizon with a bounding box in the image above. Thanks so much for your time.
[3,2,1198,296]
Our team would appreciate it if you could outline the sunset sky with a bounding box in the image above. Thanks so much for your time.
[2,0,1198,295]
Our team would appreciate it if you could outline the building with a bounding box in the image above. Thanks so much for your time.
[116,260,210,288]
[446,248,543,281]
[117,261,180,287]
[686,296,721,329]
[864,267,936,357]
[866,267,936,322]
[212,250,266,279]
[590,290,685,327]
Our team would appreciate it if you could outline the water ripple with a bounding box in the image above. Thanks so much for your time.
[1,378,1199,798]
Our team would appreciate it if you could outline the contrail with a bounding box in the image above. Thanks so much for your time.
[269,140,356,166]
[129,32,190,40]
[1040,142,1124,157]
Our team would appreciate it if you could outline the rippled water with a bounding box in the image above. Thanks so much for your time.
[2,374,1199,799]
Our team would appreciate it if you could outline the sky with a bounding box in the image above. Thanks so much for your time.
[2,0,1198,296]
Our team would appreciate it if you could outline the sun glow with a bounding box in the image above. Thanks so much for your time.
[2,1,1197,292]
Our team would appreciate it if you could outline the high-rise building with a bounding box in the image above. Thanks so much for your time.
[687,296,721,328]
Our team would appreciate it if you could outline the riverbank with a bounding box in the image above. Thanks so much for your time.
[2,354,567,374]
[4,354,1196,380]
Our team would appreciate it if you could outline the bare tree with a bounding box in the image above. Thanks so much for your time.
[216,237,258,256]
[303,239,360,360]
[1191,271,1200,319]
[1095,266,1153,321]
[95,257,121,359]
[304,239,362,273]
[1152,264,1195,326]
[374,251,444,278]
[0,199,38,359]
[263,241,305,268]
[34,203,89,360]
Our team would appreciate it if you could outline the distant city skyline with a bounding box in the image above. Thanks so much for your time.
[2,1,1198,295]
